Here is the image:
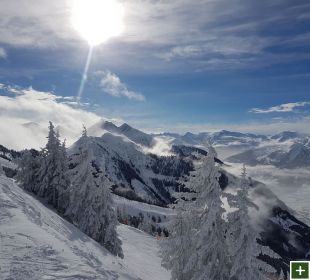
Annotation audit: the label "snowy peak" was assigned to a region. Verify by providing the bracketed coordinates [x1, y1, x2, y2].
[157, 129, 268, 148]
[271, 131, 303, 142]
[118, 123, 154, 147]
[101, 120, 119, 132]
[227, 139, 310, 168]
[119, 123, 133, 132]
[88, 119, 119, 136]
[88, 120, 154, 147]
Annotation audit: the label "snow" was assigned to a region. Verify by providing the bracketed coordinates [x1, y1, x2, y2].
[88, 120, 154, 148]
[269, 216, 298, 232]
[0, 175, 170, 280]
[0, 156, 16, 170]
[119, 226, 170, 280]
[114, 195, 174, 219]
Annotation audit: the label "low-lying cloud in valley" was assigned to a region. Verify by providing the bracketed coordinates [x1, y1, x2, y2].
[224, 163, 310, 223]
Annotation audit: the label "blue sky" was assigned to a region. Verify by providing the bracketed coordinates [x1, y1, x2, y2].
[0, 0, 310, 146]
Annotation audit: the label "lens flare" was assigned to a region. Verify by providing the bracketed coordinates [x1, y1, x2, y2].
[71, 0, 124, 46]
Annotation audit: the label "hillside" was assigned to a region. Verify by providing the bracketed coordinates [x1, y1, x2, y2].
[0, 175, 170, 280]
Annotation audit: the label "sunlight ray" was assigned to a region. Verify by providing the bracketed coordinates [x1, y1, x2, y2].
[77, 47, 93, 102]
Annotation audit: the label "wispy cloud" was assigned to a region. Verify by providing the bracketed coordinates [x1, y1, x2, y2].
[0, 0, 309, 72]
[0, 47, 6, 58]
[249, 101, 310, 114]
[157, 36, 272, 61]
[99, 71, 145, 101]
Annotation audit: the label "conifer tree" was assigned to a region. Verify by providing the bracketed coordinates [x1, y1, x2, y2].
[161, 146, 229, 280]
[227, 165, 278, 280]
[189, 146, 230, 280]
[35, 122, 70, 211]
[65, 127, 123, 258]
[161, 197, 197, 280]
[17, 149, 40, 192]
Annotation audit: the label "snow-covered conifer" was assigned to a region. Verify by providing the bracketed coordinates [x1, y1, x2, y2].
[54, 139, 70, 213]
[161, 146, 229, 280]
[161, 199, 197, 280]
[35, 122, 70, 212]
[227, 164, 278, 280]
[17, 149, 40, 192]
[188, 146, 230, 280]
[66, 128, 123, 258]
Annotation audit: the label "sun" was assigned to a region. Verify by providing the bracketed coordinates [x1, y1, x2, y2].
[71, 0, 124, 46]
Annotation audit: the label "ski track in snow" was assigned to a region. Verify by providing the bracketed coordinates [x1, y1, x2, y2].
[0, 176, 170, 280]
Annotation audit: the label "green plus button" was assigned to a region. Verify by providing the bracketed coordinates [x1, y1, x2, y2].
[291, 261, 309, 279]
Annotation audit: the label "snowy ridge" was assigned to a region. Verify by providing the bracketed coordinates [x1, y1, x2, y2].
[227, 139, 310, 168]
[69, 133, 194, 207]
[88, 120, 154, 147]
[0, 175, 170, 280]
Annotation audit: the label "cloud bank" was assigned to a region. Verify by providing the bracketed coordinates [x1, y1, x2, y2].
[0, 84, 100, 150]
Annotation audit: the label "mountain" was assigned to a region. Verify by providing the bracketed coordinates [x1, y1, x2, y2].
[68, 133, 198, 207]
[0, 174, 170, 280]
[4, 132, 310, 278]
[159, 130, 268, 148]
[88, 120, 154, 147]
[87, 120, 310, 168]
[227, 139, 310, 168]
[271, 131, 303, 142]
[2, 121, 310, 278]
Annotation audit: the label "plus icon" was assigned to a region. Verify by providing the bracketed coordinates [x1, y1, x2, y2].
[297, 266, 306, 276]
[291, 261, 309, 279]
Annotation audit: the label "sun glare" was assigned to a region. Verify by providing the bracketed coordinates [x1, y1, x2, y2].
[71, 0, 124, 46]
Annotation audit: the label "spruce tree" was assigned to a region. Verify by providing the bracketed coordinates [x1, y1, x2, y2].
[227, 165, 278, 280]
[161, 146, 230, 280]
[189, 146, 230, 280]
[17, 149, 41, 193]
[161, 197, 197, 280]
[66, 128, 123, 258]
[54, 139, 70, 214]
[35, 122, 70, 211]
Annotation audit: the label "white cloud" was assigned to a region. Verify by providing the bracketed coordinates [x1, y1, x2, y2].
[225, 163, 310, 223]
[142, 136, 174, 156]
[0, 84, 101, 150]
[157, 36, 271, 61]
[99, 71, 145, 101]
[249, 101, 310, 114]
[0, 47, 6, 58]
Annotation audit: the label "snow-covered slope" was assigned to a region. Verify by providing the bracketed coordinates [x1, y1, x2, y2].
[227, 139, 310, 168]
[271, 131, 304, 142]
[0, 175, 170, 280]
[68, 133, 195, 207]
[160, 130, 268, 149]
[88, 120, 154, 147]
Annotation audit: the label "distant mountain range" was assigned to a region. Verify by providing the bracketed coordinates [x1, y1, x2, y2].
[87, 119, 310, 169]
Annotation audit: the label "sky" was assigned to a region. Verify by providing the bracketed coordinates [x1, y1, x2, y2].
[0, 0, 310, 149]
